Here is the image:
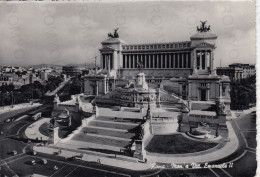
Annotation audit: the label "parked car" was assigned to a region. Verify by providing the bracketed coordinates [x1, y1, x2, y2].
[5, 118, 11, 123]
[41, 158, 47, 164]
[12, 150, 17, 155]
[31, 159, 36, 165]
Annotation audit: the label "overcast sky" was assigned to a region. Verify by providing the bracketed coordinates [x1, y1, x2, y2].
[0, 1, 256, 67]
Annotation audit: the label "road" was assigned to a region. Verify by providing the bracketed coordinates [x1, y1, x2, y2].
[0, 96, 256, 177]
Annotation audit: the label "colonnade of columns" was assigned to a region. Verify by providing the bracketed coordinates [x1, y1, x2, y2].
[122, 52, 191, 69]
[102, 54, 113, 70]
[196, 50, 211, 70]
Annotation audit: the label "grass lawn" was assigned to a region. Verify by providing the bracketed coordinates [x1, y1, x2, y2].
[235, 112, 256, 130]
[241, 131, 256, 149]
[0, 139, 26, 159]
[39, 122, 50, 137]
[224, 151, 256, 177]
[145, 134, 218, 154]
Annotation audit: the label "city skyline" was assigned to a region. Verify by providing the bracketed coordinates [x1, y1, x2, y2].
[0, 1, 256, 67]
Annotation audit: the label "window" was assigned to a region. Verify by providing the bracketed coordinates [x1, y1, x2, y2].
[222, 86, 226, 96]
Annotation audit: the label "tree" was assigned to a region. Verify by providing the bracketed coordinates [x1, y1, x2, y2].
[230, 75, 256, 110]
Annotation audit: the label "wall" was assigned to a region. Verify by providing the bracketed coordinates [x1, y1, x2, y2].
[98, 107, 146, 119]
[120, 68, 192, 79]
[150, 117, 178, 135]
[191, 101, 215, 111]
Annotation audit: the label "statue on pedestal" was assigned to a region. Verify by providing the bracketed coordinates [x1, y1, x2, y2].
[216, 99, 226, 115]
[108, 28, 119, 38]
[197, 21, 211, 32]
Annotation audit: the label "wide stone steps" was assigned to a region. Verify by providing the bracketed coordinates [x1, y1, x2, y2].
[88, 120, 139, 130]
[72, 134, 131, 148]
[80, 127, 136, 139]
[96, 116, 142, 124]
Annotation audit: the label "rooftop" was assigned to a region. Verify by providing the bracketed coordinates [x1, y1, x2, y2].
[101, 38, 127, 44]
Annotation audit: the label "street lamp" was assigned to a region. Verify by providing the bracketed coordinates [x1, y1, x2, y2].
[10, 91, 14, 108]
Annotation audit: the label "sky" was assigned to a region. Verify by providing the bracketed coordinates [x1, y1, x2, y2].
[0, 1, 256, 67]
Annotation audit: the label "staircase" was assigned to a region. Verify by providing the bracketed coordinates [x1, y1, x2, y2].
[68, 116, 142, 154]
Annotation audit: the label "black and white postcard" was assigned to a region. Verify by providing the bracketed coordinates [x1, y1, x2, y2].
[0, 0, 257, 176]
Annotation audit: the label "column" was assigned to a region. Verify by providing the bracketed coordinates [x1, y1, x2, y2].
[136, 54, 141, 68]
[133, 54, 135, 68]
[169, 54, 171, 68]
[186, 53, 189, 68]
[173, 54, 175, 68]
[195, 50, 198, 70]
[205, 50, 208, 70]
[188, 53, 191, 68]
[143, 54, 146, 68]
[200, 50, 202, 70]
[210, 50, 214, 73]
[152, 54, 155, 68]
[182, 53, 184, 68]
[177, 53, 180, 68]
[148, 54, 151, 68]
[128, 54, 130, 68]
[132, 54, 134, 68]
[165, 54, 167, 68]
[129, 54, 131, 68]
[103, 79, 107, 94]
[107, 56, 111, 73]
[105, 55, 108, 70]
[156, 54, 158, 68]
[161, 54, 163, 68]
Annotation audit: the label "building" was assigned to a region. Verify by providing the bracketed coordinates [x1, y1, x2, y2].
[0, 73, 19, 86]
[229, 63, 255, 78]
[62, 66, 81, 77]
[82, 22, 230, 110]
[51, 94, 81, 127]
[217, 63, 255, 80]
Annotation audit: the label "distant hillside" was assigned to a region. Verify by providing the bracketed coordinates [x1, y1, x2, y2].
[28, 63, 99, 69]
[28, 64, 62, 68]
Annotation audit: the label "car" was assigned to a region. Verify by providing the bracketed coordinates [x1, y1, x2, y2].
[41, 158, 47, 164]
[5, 118, 11, 123]
[32, 151, 37, 155]
[31, 159, 36, 165]
[12, 150, 17, 155]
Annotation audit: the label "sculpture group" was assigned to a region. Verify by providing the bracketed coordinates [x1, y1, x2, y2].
[108, 28, 119, 38]
[197, 21, 211, 32]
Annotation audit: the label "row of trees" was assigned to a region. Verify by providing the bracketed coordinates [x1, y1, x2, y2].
[230, 75, 256, 110]
[0, 76, 63, 106]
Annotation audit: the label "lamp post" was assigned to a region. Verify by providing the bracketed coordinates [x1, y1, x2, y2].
[11, 91, 14, 108]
